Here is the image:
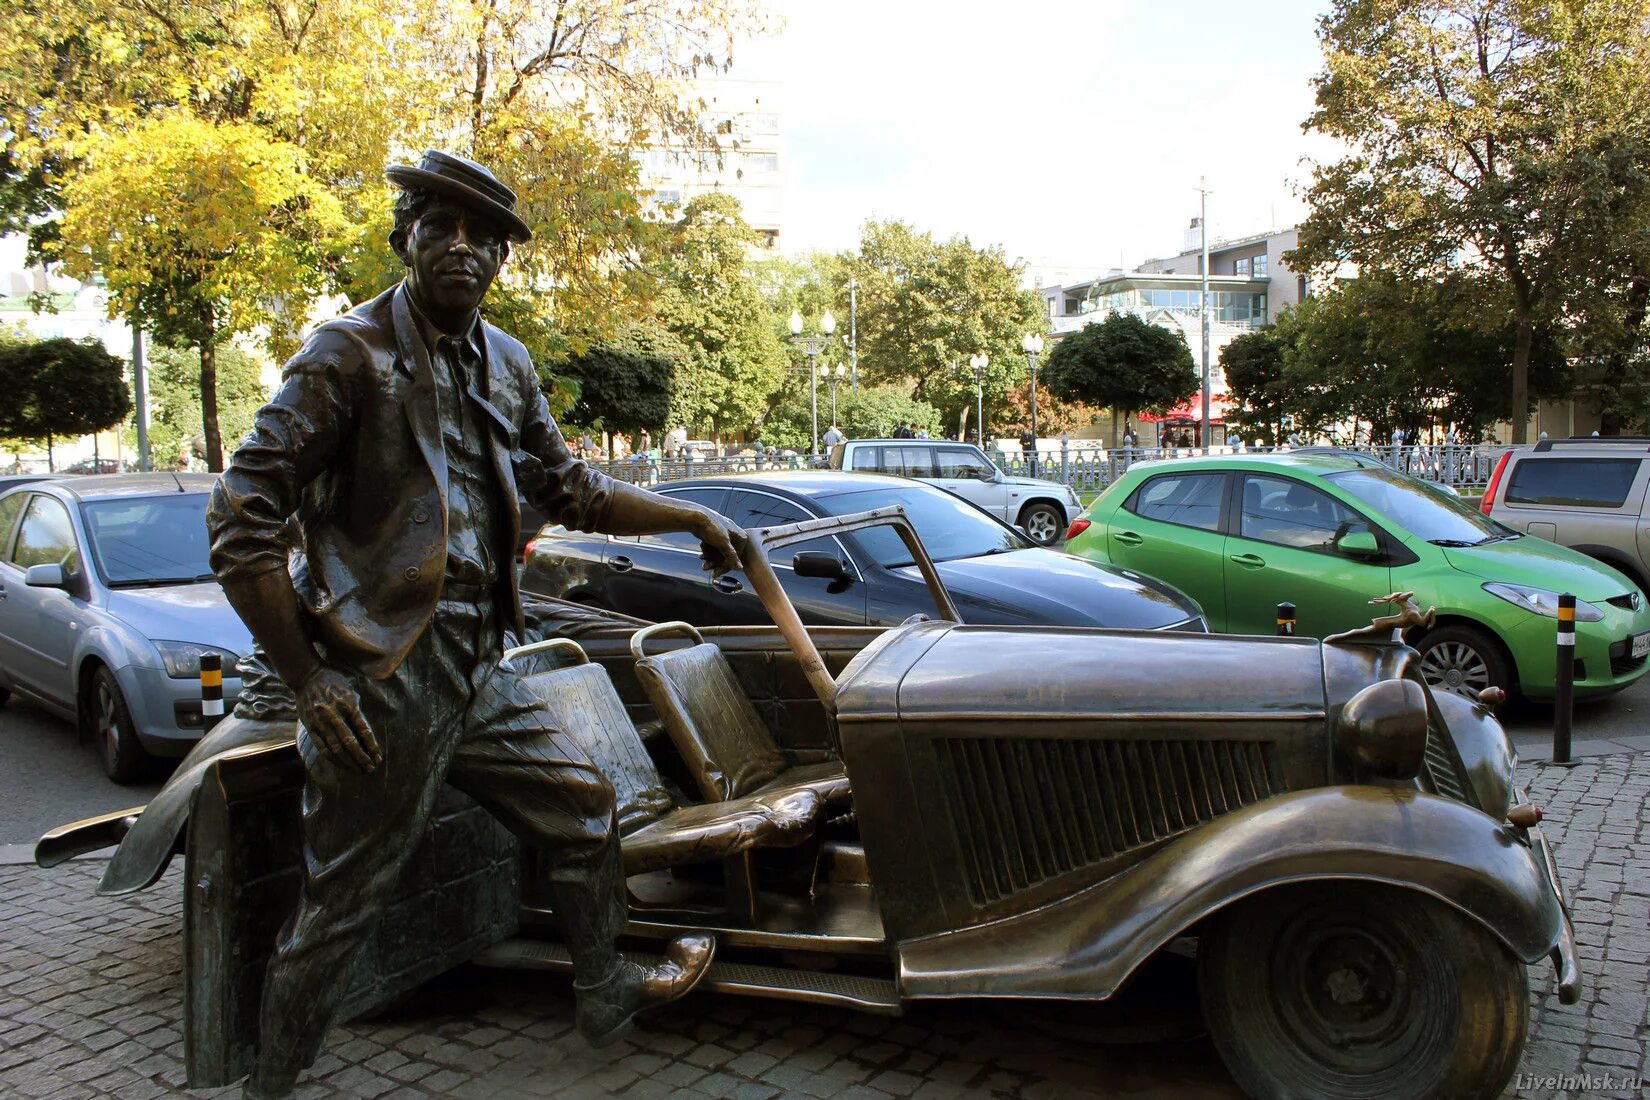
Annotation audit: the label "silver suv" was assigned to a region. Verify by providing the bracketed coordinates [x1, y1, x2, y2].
[827, 439, 1080, 545]
[1482, 437, 1650, 593]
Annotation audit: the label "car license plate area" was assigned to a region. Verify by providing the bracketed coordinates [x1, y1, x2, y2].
[1633, 631, 1650, 659]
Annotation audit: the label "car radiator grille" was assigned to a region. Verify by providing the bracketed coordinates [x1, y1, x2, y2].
[932, 736, 1284, 907]
[1611, 653, 1647, 677]
[1422, 726, 1473, 805]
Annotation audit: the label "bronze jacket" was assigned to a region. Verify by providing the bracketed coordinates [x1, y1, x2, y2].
[208, 284, 613, 679]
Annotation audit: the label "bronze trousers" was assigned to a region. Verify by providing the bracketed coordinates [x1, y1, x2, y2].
[252, 592, 624, 1090]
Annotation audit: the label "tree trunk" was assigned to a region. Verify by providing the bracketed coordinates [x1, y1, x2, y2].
[200, 331, 223, 472]
[1510, 315, 1533, 445]
[46, 432, 53, 472]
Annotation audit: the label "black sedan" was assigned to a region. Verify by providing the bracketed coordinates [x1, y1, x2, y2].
[521, 471, 1206, 630]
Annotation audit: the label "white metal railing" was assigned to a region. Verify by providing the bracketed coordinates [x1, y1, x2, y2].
[585, 442, 1511, 497]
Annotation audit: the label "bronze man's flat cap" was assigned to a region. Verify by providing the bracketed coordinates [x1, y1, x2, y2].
[385, 150, 532, 243]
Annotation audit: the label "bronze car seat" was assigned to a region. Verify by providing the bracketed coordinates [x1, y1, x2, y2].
[504, 638, 828, 877]
[628, 622, 850, 807]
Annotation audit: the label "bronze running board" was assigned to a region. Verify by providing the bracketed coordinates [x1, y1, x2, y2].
[471, 939, 903, 1015]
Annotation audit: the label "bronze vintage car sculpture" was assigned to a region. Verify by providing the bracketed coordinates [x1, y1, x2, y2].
[39, 507, 1579, 1099]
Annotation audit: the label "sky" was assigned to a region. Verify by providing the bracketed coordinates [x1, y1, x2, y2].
[732, 0, 1340, 284]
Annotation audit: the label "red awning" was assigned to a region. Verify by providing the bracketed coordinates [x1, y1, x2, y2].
[1138, 395, 1234, 424]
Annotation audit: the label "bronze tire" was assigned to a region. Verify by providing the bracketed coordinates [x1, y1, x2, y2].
[1199, 882, 1528, 1100]
[85, 666, 149, 784]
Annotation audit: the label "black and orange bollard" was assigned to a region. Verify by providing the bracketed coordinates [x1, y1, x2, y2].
[1553, 593, 1575, 764]
[1276, 602, 1296, 637]
[200, 652, 225, 729]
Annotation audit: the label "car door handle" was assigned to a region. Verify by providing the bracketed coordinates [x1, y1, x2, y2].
[1113, 531, 1143, 546]
[713, 575, 743, 594]
[608, 556, 634, 573]
[1229, 553, 1267, 568]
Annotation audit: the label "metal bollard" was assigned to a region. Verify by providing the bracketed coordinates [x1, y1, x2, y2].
[199, 652, 224, 728]
[1553, 593, 1575, 764]
[1276, 602, 1296, 637]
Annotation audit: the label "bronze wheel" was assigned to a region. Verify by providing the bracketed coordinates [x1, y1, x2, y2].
[84, 666, 149, 784]
[1199, 882, 1528, 1100]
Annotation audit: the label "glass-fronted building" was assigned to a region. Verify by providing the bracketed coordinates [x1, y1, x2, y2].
[1079, 277, 1269, 327]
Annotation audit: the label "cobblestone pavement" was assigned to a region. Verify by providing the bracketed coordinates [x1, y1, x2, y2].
[0, 757, 1644, 1100]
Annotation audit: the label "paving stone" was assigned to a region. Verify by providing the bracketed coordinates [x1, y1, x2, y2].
[2, 755, 1646, 1100]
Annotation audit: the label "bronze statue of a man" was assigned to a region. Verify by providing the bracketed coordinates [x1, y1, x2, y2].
[207, 150, 736, 1099]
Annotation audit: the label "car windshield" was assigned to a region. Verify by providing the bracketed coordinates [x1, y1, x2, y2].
[821, 486, 1030, 567]
[1322, 468, 1514, 546]
[83, 493, 217, 586]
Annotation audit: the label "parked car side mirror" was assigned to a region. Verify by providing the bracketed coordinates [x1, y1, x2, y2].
[24, 563, 67, 589]
[976, 466, 998, 482]
[792, 552, 850, 582]
[1336, 530, 1382, 559]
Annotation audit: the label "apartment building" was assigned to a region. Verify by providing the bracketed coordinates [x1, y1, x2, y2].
[640, 78, 784, 249]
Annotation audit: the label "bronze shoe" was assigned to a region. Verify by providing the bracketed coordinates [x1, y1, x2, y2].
[575, 932, 716, 1047]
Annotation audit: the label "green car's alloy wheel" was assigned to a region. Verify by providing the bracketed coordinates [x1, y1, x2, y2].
[1019, 503, 1064, 546]
[85, 666, 149, 784]
[1200, 882, 1528, 1100]
[1416, 624, 1513, 701]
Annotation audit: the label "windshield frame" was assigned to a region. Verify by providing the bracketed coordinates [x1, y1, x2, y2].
[1322, 467, 1516, 546]
[80, 492, 217, 588]
[820, 484, 1033, 568]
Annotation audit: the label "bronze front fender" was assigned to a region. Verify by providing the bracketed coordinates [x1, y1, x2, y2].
[897, 785, 1577, 1003]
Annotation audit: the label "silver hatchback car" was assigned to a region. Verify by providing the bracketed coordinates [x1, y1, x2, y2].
[1482, 437, 1650, 595]
[0, 474, 251, 781]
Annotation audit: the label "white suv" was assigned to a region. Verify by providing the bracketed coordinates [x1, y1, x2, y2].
[828, 439, 1080, 545]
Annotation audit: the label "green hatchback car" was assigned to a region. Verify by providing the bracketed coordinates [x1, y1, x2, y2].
[1066, 453, 1650, 700]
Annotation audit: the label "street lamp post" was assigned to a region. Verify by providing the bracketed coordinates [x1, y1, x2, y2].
[819, 362, 847, 425]
[1023, 333, 1045, 475]
[845, 277, 859, 394]
[1196, 177, 1212, 453]
[962, 352, 989, 446]
[789, 309, 836, 457]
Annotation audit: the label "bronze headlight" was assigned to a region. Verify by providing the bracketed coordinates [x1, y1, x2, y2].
[1335, 679, 1429, 780]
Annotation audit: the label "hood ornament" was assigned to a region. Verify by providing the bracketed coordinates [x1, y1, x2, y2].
[1324, 591, 1437, 645]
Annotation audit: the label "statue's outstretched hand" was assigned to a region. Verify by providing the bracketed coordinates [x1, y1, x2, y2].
[692, 510, 744, 577]
[297, 666, 382, 772]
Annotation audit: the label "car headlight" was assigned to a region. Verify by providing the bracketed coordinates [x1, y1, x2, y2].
[153, 641, 243, 680]
[1334, 678, 1428, 780]
[1482, 582, 1604, 621]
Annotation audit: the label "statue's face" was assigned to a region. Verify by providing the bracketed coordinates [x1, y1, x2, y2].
[396, 198, 507, 319]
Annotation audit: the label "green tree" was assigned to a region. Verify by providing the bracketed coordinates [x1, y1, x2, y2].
[560, 323, 684, 453]
[1041, 314, 1198, 438]
[0, 337, 131, 469]
[850, 220, 1046, 438]
[655, 193, 786, 440]
[1293, 0, 1650, 442]
[1220, 329, 1289, 446]
[1, 0, 776, 394]
[1269, 276, 1568, 442]
[57, 115, 345, 471]
[144, 343, 269, 471]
